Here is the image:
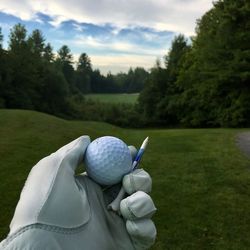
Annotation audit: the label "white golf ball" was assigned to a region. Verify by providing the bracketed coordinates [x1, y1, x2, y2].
[85, 136, 132, 185]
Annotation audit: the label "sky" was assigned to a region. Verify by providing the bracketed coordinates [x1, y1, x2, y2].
[0, 0, 213, 74]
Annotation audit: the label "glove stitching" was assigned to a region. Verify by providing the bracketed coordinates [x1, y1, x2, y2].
[1, 222, 90, 248]
[125, 199, 137, 220]
[34, 158, 61, 222]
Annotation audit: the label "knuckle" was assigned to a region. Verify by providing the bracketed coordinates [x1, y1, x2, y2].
[123, 169, 152, 194]
[120, 191, 156, 220]
[126, 219, 157, 249]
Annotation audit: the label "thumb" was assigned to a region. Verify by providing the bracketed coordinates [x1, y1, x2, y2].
[54, 135, 90, 173]
[9, 136, 91, 233]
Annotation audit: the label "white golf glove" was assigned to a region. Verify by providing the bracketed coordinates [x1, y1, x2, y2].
[0, 136, 156, 250]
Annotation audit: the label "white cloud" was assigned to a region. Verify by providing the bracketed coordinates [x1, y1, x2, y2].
[72, 23, 84, 32]
[72, 35, 167, 56]
[0, 0, 213, 73]
[66, 35, 167, 74]
[0, 0, 214, 35]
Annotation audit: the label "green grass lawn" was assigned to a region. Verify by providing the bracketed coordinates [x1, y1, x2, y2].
[85, 93, 139, 104]
[0, 109, 250, 249]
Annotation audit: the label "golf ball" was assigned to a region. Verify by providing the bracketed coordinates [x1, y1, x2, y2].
[85, 136, 132, 185]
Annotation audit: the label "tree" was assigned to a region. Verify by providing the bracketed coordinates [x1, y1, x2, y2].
[138, 34, 190, 126]
[38, 66, 70, 115]
[0, 27, 3, 49]
[0, 27, 5, 107]
[128, 67, 149, 93]
[8, 23, 28, 53]
[105, 72, 116, 93]
[6, 23, 37, 108]
[28, 29, 45, 57]
[75, 53, 92, 93]
[138, 60, 167, 124]
[77, 53, 92, 72]
[43, 43, 54, 62]
[156, 34, 190, 125]
[165, 35, 190, 87]
[90, 69, 105, 93]
[58, 45, 73, 62]
[56, 45, 74, 92]
[177, 0, 250, 127]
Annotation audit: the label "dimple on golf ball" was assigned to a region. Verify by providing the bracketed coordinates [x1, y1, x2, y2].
[85, 136, 132, 185]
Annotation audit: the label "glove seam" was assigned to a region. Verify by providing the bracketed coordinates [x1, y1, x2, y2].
[34, 155, 61, 222]
[2, 222, 90, 249]
[125, 199, 137, 220]
[127, 169, 143, 194]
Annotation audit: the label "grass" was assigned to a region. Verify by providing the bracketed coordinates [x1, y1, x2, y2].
[0, 109, 250, 249]
[85, 93, 139, 104]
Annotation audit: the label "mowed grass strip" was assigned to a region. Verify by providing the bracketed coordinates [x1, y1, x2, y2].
[0, 109, 250, 249]
[85, 93, 139, 104]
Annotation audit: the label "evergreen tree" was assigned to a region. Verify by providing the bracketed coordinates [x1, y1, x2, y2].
[8, 23, 27, 53]
[0, 27, 3, 49]
[56, 45, 74, 92]
[43, 43, 54, 62]
[38, 66, 70, 115]
[77, 53, 92, 72]
[156, 34, 190, 125]
[138, 60, 167, 124]
[130, 67, 149, 93]
[28, 29, 45, 57]
[7, 23, 36, 108]
[0, 27, 5, 107]
[105, 72, 116, 93]
[177, 0, 250, 127]
[75, 53, 92, 93]
[57, 45, 73, 62]
[91, 69, 106, 93]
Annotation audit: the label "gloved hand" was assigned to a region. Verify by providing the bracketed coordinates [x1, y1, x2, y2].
[0, 136, 157, 250]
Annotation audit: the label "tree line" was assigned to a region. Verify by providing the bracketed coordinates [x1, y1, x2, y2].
[1, 0, 249, 127]
[138, 0, 250, 127]
[0, 24, 148, 117]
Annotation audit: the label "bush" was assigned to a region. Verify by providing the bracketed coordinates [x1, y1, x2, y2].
[67, 98, 144, 128]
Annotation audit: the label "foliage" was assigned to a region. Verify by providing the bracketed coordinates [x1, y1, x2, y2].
[1, 0, 250, 128]
[139, 0, 250, 127]
[0, 27, 3, 48]
[139, 36, 190, 126]
[113, 67, 149, 93]
[0, 23, 147, 126]
[43, 43, 54, 62]
[68, 98, 143, 127]
[176, 0, 250, 127]
[85, 93, 139, 104]
[138, 61, 167, 125]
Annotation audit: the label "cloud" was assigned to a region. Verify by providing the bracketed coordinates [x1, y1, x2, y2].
[0, 0, 213, 74]
[0, 0, 214, 35]
[54, 23, 172, 74]
[72, 35, 168, 56]
[87, 54, 160, 74]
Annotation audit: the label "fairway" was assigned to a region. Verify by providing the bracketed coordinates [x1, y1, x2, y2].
[85, 93, 139, 104]
[0, 109, 250, 249]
